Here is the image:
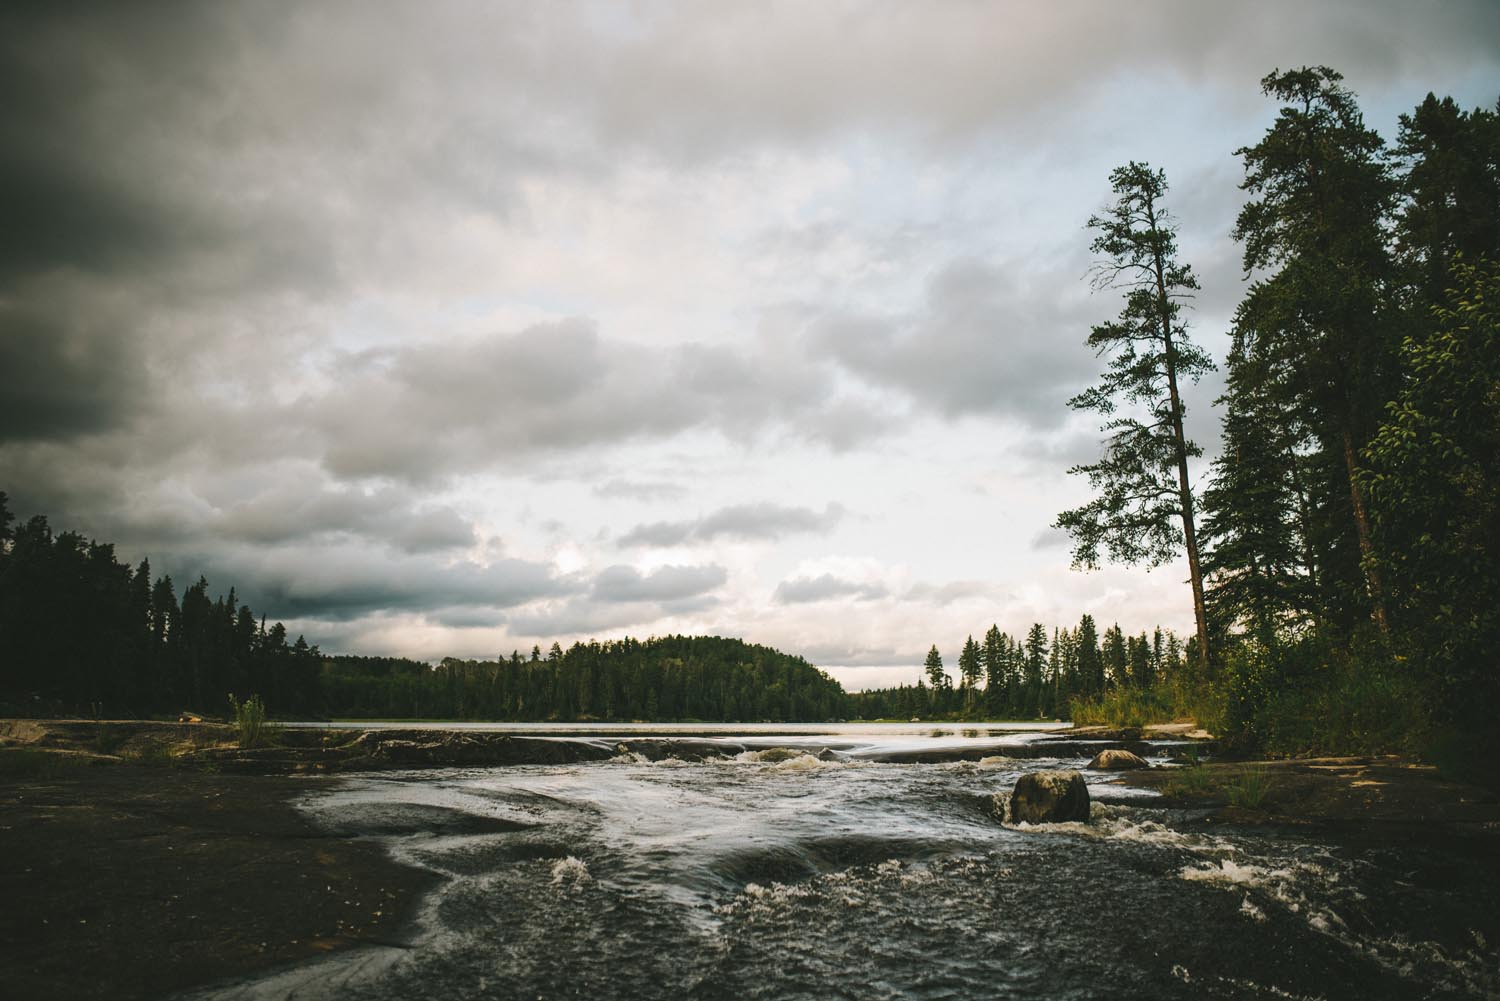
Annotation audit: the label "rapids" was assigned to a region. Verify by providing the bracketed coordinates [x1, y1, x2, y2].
[179, 725, 1499, 1001]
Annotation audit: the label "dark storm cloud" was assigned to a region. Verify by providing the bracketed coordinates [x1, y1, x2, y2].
[619, 503, 847, 548]
[772, 574, 888, 605]
[0, 298, 151, 442]
[193, 545, 573, 622]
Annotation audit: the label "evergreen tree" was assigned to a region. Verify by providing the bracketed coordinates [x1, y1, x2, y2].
[1231, 66, 1399, 635]
[1101, 624, 1127, 688]
[1056, 162, 1215, 667]
[1362, 258, 1500, 738]
[1394, 94, 1500, 309]
[1076, 614, 1103, 698]
[958, 635, 981, 711]
[1023, 624, 1048, 717]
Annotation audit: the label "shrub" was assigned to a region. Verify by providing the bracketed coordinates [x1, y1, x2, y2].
[227, 694, 276, 748]
[1220, 633, 1429, 757]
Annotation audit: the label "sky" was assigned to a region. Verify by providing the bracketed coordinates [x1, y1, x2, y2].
[3, 2, 1498, 689]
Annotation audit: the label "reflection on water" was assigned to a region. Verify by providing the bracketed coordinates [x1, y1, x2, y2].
[183, 728, 1500, 1001]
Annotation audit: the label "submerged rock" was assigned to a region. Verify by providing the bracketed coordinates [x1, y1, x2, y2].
[1088, 749, 1149, 771]
[1008, 769, 1090, 824]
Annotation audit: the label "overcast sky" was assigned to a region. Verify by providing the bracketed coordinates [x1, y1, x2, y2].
[3, 2, 1498, 688]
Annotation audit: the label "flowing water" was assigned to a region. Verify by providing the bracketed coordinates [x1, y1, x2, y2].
[184, 725, 1499, 1001]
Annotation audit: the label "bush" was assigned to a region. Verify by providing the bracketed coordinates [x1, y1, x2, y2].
[227, 694, 276, 748]
[1220, 633, 1429, 757]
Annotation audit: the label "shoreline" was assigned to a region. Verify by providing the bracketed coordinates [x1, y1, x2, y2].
[1115, 755, 1500, 837]
[6, 719, 1498, 998]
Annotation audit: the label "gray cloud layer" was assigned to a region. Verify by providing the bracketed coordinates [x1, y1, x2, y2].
[3, 2, 1496, 651]
[773, 574, 889, 605]
[620, 503, 847, 548]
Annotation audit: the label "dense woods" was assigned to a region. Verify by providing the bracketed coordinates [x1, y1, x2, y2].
[0, 491, 1175, 724]
[1061, 69, 1500, 763]
[0, 505, 846, 722]
[848, 619, 1186, 722]
[322, 638, 847, 722]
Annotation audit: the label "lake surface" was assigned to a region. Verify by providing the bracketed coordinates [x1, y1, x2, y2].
[184, 725, 1499, 1000]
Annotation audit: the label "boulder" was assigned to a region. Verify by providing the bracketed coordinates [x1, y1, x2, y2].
[1088, 748, 1149, 771]
[1008, 769, 1090, 824]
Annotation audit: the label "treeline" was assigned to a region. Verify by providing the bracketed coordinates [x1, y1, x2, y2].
[0, 499, 847, 721]
[848, 618, 1186, 721]
[0, 495, 322, 717]
[1058, 70, 1500, 759]
[323, 636, 847, 722]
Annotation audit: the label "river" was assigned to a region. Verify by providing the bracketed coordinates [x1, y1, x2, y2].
[181, 724, 1498, 1000]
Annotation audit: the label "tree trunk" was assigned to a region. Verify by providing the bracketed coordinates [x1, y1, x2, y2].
[1340, 427, 1391, 637]
[1151, 222, 1212, 671]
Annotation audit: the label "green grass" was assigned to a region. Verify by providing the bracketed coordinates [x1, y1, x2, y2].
[1226, 766, 1273, 809]
[1159, 764, 1216, 799]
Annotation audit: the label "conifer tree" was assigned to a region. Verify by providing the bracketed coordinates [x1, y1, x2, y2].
[1056, 162, 1214, 667]
[1231, 66, 1398, 635]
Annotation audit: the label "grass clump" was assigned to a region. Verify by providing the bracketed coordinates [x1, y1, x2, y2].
[1226, 766, 1273, 809]
[1159, 764, 1216, 799]
[227, 694, 277, 748]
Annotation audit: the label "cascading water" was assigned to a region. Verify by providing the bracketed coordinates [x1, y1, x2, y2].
[178, 725, 1499, 1001]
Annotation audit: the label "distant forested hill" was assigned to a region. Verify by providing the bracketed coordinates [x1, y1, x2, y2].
[323, 637, 847, 722]
[0, 496, 846, 721]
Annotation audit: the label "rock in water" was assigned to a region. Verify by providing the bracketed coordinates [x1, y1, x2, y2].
[1008, 770, 1090, 824]
[1088, 749, 1149, 771]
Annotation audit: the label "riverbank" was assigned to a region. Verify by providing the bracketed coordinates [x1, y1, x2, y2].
[0, 758, 437, 1001]
[6, 718, 1499, 998]
[1119, 755, 1500, 834]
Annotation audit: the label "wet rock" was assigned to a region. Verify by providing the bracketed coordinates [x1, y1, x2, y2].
[1008, 770, 1090, 824]
[615, 739, 741, 762]
[1088, 749, 1149, 771]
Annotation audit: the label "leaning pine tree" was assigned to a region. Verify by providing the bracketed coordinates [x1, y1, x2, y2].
[1056, 162, 1215, 668]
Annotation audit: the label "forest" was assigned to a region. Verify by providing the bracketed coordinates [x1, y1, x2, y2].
[0, 490, 1180, 724]
[1049, 69, 1499, 767]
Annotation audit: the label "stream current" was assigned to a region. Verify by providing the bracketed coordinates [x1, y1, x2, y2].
[183, 724, 1499, 1001]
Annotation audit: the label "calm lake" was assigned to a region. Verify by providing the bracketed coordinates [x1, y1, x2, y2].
[182, 724, 1498, 1000]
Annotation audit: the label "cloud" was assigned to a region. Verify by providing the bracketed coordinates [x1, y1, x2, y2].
[0, 294, 152, 443]
[592, 479, 689, 502]
[619, 502, 847, 548]
[191, 544, 574, 622]
[2, 1, 1496, 662]
[590, 564, 728, 603]
[1030, 526, 1071, 551]
[810, 259, 1099, 427]
[902, 580, 998, 605]
[773, 573, 889, 605]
